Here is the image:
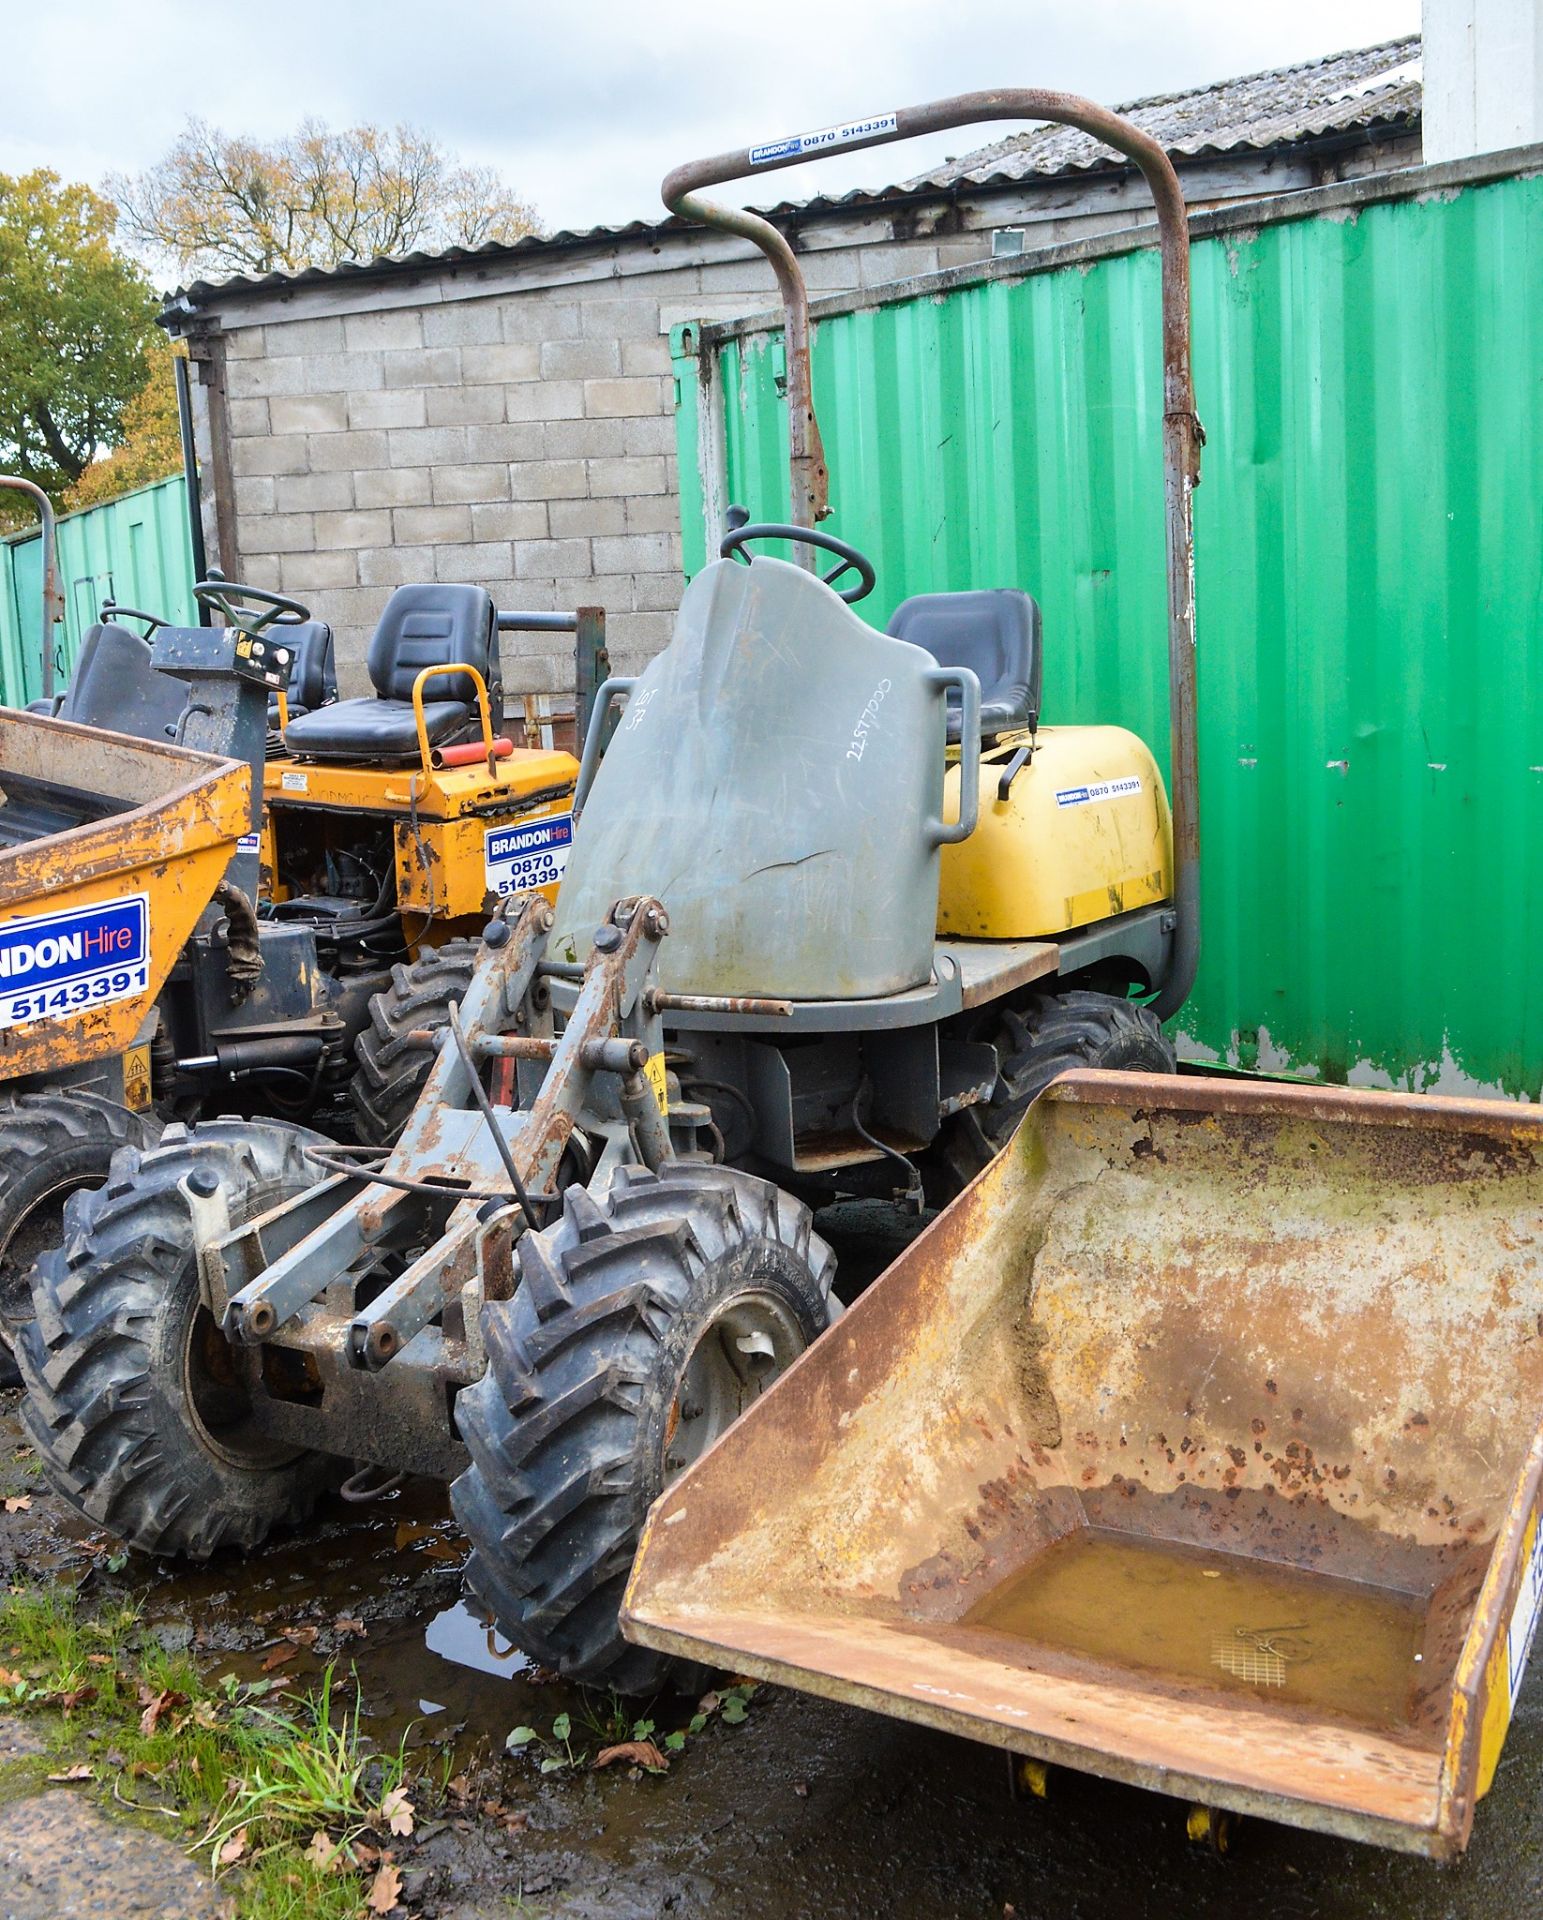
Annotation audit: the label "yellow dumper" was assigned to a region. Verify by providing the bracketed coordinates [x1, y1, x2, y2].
[0, 709, 249, 1083]
[626, 1070, 1543, 1858]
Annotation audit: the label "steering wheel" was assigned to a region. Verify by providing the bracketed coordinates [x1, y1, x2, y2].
[719, 521, 876, 604]
[193, 573, 312, 633]
[101, 602, 166, 637]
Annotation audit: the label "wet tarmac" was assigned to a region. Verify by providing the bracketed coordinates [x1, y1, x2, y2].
[1, 1199, 1542, 1915]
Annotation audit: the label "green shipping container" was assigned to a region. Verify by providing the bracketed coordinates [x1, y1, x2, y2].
[672, 149, 1543, 1099]
[0, 474, 195, 708]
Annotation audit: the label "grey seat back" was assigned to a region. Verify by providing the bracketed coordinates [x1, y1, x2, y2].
[553, 557, 954, 1000]
[886, 590, 1041, 740]
[59, 622, 189, 741]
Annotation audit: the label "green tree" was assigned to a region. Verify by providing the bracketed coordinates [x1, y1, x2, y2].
[111, 119, 540, 281]
[0, 170, 160, 501]
[63, 340, 183, 512]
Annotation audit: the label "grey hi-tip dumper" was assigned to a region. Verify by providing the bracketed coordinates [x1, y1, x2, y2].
[16, 88, 1203, 1690]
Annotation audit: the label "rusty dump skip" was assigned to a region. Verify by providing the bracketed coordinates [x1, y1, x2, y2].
[625, 1071, 1543, 1856]
[0, 709, 250, 1076]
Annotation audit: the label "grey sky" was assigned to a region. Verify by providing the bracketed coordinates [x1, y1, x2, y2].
[0, 0, 1420, 242]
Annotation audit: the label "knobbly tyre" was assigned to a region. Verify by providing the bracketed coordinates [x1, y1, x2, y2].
[19, 87, 1203, 1687]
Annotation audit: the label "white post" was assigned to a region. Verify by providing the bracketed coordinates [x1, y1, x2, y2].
[1422, 0, 1543, 161]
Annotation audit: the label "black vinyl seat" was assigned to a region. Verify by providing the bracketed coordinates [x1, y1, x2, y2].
[886, 590, 1042, 742]
[267, 620, 336, 725]
[282, 584, 501, 763]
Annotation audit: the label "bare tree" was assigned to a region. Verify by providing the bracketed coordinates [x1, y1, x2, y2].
[111, 119, 540, 280]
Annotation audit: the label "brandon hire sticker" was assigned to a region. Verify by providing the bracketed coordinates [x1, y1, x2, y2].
[485, 813, 573, 898]
[0, 894, 150, 1031]
[750, 111, 898, 166]
[1055, 776, 1143, 809]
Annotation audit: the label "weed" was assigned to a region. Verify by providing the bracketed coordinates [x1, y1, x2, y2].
[0, 1577, 410, 1919]
[203, 1665, 409, 1868]
[506, 1681, 757, 1772]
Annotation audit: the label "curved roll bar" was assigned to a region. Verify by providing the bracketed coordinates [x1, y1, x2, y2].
[661, 91, 1202, 1020]
[0, 476, 64, 702]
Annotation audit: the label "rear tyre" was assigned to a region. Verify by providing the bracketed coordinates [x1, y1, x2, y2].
[348, 940, 479, 1147]
[17, 1119, 336, 1556]
[452, 1163, 836, 1694]
[0, 1090, 158, 1389]
[946, 989, 1176, 1183]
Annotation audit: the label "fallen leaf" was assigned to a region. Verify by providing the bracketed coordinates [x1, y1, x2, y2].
[0, 1665, 23, 1686]
[479, 1798, 506, 1819]
[138, 1687, 186, 1736]
[3, 1495, 31, 1513]
[593, 1739, 668, 1773]
[333, 1616, 367, 1638]
[56, 1684, 96, 1712]
[47, 1764, 93, 1782]
[282, 1625, 319, 1648]
[367, 1860, 403, 1914]
[218, 1827, 249, 1866]
[261, 1645, 299, 1672]
[306, 1830, 343, 1874]
[192, 1700, 222, 1728]
[354, 1840, 382, 1868]
[446, 1773, 470, 1802]
[380, 1785, 414, 1837]
[86, 1653, 112, 1668]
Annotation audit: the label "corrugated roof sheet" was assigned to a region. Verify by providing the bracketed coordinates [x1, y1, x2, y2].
[166, 37, 1421, 311]
[907, 37, 1421, 191]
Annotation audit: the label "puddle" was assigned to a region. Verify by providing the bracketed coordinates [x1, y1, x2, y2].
[961, 1528, 1429, 1735]
[105, 1476, 573, 1755]
[424, 1598, 532, 1681]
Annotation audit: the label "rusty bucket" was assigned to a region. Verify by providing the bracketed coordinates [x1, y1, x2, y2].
[624, 1071, 1543, 1856]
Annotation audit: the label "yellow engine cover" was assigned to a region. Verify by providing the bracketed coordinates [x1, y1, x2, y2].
[937, 725, 1172, 939]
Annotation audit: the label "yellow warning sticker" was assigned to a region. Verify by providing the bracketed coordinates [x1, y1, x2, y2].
[643, 1051, 669, 1115]
[122, 1042, 152, 1111]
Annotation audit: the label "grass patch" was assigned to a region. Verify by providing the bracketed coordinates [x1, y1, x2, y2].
[0, 1580, 413, 1918]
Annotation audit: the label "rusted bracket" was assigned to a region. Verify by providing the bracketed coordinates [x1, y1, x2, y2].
[213, 893, 673, 1377]
[345, 895, 671, 1370]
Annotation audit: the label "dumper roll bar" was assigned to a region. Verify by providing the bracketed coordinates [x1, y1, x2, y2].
[0, 476, 65, 703]
[662, 91, 1203, 1020]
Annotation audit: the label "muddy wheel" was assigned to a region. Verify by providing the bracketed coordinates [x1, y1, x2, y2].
[17, 1119, 336, 1556]
[348, 939, 479, 1147]
[452, 1163, 836, 1694]
[0, 1089, 159, 1389]
[945, 989, 1176, 1183]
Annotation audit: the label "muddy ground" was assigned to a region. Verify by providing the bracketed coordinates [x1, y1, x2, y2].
[2, 1209, 1542, 1917]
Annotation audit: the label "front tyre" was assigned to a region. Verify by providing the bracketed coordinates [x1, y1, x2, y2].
[0, 1089, 159, 1388]
[18, 1120, 336, 1557]
[452, 1163, 836, 1694]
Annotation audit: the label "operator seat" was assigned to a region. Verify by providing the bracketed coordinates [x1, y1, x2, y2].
[267, 620, 336, 726]
[885, 590, 1041, 743]
[281, 584, 502, 762]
